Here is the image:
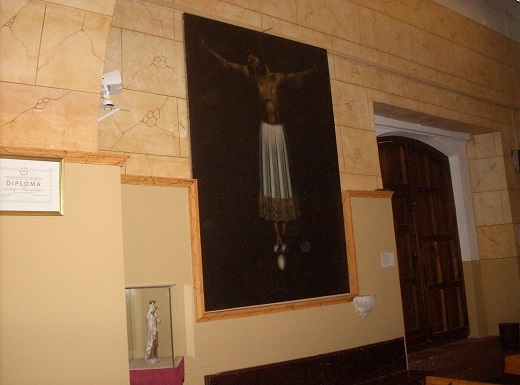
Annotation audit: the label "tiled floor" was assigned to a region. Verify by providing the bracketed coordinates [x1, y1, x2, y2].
[407, 336, 520, 384]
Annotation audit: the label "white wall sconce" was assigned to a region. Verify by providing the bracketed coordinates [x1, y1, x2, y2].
[353, 295, 376, 318]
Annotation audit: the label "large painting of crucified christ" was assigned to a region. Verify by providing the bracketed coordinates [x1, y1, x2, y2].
[184, 14, 349, 316]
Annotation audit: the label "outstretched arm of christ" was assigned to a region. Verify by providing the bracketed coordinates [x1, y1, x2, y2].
[200, 39, 249, 77]
[283, 65, 319, 87]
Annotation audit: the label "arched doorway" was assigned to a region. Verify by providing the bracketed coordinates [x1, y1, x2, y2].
[377, 135, 469, 350]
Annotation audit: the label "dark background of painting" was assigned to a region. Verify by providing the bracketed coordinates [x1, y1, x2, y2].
[184, 14, 349, 312]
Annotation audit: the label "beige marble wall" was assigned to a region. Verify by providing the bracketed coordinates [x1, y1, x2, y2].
[0, 0, 115, 151]
[98, 0, 190, 177]
[1, 0, 519, 251]
[468, 132, 520, 259]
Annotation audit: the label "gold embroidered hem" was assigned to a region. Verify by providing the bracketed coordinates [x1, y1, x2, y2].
[259, 193, 301, 222]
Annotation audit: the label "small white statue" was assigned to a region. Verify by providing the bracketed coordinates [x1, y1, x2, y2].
[145, 300, 161, 364]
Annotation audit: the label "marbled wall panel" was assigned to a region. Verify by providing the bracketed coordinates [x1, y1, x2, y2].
[330, 80, 370, 130]
[410, 26, 454, 75]
[98, 90, 180, 157]
[428, 2, 474, 51]
[477, 224, 518, 259]
[368, 88, 420, 114]
[437, 88, 476, 120]
[470, 21, 512, 65]
[333, 56, 392, 93]
[0, 0, 45, 84]
[383, 0, 430, 31]
[501, 190, 513, 224]
[359, 7, 413, 61]
[46, 0, 116, 16]
[174, 0, 262, 28]
[296, 0, 360, 44]
[416, 101, 462, 125]
[469, 156, 508, 193]
[0, 82, 99, 151]
[177, 98, 189, 158]
[450, 44, 487, 93]
[337, 125, 380, 176]
[390, 74, 439, 106]
[225, 0, 298, 23]
[483, 57, 515, 97]
[112, 0, 174, 39]
[37, 4, 111, 93]
[472, 191, 506, 226]
[122, 29, 185, 98]
[104, 27, 122, 74]
[339, 172, 382, 191]
[466, 133, 501, 160]
[508, 190, 520, 224]
[387, 54, 437, 84]
[331, 36, 375, 65]
[504, 155, 520, 191]
[335, 125, 345, 173]
[350, 0, 384, 13]
[123, 153, 191, 178]
[260, 14, 333, 50]
[173, 11, 183, 41]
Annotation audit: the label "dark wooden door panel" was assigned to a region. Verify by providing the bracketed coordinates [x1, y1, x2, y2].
[378, 136, 468, 350]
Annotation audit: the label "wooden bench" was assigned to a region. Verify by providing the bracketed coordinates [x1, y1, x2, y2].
[205, 337, 428, 385]
[426, 376, 498, 385]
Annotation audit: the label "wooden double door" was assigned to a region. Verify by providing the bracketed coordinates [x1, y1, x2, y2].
[377, 136, 469, 350]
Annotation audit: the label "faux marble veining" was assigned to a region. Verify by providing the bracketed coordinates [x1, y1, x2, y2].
[0, 0, 45, 84]
[174, 0, 263, 28]
[337, 125, 381, 176]
[296, 0, 360, 44]
[46, 0, 116, 16]
[427, 2, 474, 52]
[112, 0, 175, 39]
[37, 4, 111, 93]
[383, 0, 430, 31]
[104, 27, 122, 74]
[359, 7, 413, 62]
[0, 82, 99, 151]
[469, 157, 508, 193]
[0, 0, 517, 197]
[472, 191, 507, 227]
[349, 0, 384, 13]
[330, 80, 370, 129]
[124, 153, 191, 178]
[98, 90, 182, 156]
[260, 14, 333, 50]
[122, 29, 185, 98]
[508, 190, 520, 224]
[410, 26, 454, 75]
[333, 56, 392, 93]
[340, 172, 382, 191]
[466, 133, 501, 160]
[477, 224, 518, 259]
[391, 73, 439, 106]
[225, 0, 298, 23]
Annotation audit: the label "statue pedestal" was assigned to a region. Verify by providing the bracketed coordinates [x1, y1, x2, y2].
[130, 356, 184, 385]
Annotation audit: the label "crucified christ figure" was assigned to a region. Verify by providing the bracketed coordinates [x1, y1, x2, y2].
[201, 39, 318, 268]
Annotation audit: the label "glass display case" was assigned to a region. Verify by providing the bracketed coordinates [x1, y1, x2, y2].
[125, 286, 174, 369]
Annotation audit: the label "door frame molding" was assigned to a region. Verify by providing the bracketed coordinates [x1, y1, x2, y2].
[375, 115, 479, 262]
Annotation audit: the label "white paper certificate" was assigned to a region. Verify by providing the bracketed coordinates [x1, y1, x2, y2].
[0, 157, 63, 215]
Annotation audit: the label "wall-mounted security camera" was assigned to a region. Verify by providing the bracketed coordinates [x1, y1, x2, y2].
[100, 70, 122, 108]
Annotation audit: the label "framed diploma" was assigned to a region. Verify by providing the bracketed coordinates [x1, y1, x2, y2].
[0, 156, 64, 215]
